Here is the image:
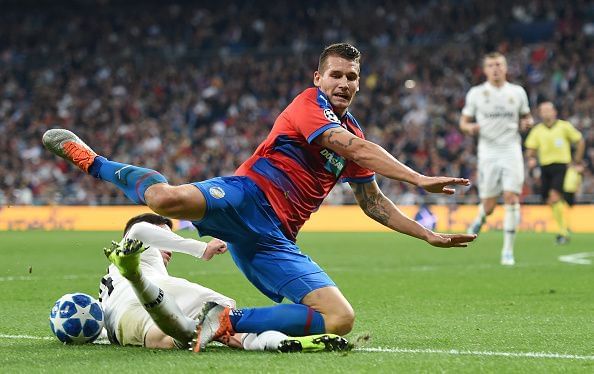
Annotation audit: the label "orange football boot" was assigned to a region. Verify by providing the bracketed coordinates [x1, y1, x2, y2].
[42, 129, 98, 173]
[191, 302, 235, 353]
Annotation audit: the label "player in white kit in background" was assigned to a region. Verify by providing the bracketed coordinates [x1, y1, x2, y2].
[459, 52, 534, 266]
[99, 213, 346, 352]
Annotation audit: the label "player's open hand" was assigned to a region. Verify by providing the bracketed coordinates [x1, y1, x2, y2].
[418, 175, 470, 194]
[202, 238, 228, 261]
[426, 232, 477, 248]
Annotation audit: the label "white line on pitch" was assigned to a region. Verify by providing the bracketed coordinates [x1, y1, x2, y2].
[1, 334, 592, 361]
[0, 274, 99, 282]
[558, 252, 594, 265]
[0, 334, 53, 340]
[356, 347, 594, 361]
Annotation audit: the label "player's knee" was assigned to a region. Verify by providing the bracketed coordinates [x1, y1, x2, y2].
[145, 184, 170, 210]
[145, 184, 205, 220]
[146, 185, 184, 216]
[324, 307, 355, 335]
[502, 193, 519, 205]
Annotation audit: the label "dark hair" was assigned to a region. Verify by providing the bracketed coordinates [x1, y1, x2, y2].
[318, 43, 361, 72]
[123, 213, 173, 236]
[537, 99, 554, 107]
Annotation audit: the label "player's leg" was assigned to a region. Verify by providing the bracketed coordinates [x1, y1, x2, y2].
[501, 191, 520, 265]
[194, 301, 328, 352]
[144, 184, 206, 220]
[563, 191, 575, 234]
[104, 239, 197, 347]
[467, 196, 497, 234]
[108, 301, 175, 348]
[187, 177, 349, 350]
[194, 300, 351, 352]
[144, 325, 177, 349]
[468, 159, 501, 234]
[562, 165, 580, 233]
[191, 248, 345, 350]
[300, 286, 355, 335]
[42, 129, 206, 220]
[500, 157, 524, 265]
[193, 255, 352, 351]
[547, 164, 569, 244]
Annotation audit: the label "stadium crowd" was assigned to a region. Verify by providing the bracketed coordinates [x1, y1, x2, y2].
[2, 0, 594, 205]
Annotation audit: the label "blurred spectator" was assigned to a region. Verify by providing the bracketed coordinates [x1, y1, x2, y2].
[1, 0, 593, 205]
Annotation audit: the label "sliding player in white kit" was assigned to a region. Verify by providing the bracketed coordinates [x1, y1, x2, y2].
[460, 52, 534, 266]
[99, 213, 347, 352]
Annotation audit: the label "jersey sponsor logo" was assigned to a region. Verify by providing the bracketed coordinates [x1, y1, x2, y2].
[323, 108, 341, 124]
[209, 186, 225, 199]
[320, 148, 345, 177]
[483, 111, 516, 119]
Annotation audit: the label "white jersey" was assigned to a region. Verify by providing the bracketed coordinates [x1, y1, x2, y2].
[462, 81, 530, 159]
[98, 222, 222, 344]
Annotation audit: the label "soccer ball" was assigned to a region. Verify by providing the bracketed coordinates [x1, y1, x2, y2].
[49, 293, 104, 344]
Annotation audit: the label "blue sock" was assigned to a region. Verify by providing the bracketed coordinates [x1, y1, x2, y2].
[229, 304, 325, 336]
[88, 156, 168, 205]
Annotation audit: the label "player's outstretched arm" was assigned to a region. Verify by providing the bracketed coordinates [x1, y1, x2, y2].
[349, 181, 476, 248]
[126, 221, 224, 260]
[316, 127, 470, 194]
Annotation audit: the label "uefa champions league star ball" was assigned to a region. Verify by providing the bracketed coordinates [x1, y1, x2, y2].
[49, 293, 104, 344]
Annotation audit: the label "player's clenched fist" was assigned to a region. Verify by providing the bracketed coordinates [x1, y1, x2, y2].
[202, 238, 228, 261]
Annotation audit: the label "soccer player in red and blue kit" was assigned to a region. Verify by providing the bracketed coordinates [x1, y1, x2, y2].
[43, 43, 476, 352]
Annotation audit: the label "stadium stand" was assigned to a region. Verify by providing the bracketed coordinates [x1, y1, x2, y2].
[1, 0, 593, 205]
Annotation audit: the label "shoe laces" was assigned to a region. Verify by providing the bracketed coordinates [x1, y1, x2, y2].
[63, 141, 95, 168]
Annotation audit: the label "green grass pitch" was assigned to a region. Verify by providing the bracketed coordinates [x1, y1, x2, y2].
[1, 230, 593, 372]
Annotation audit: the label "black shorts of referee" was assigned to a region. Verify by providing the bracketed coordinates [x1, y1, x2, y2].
[540, 163, 567, 202]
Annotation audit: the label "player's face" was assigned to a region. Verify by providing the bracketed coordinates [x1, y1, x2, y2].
[538, 102, 557, 123]
[313, 55, 360, 116]
[483, 56, 507, 84]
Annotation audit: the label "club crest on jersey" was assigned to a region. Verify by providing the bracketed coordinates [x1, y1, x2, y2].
[320, 148, 345, 177]
[323, 108, 341, 124]
[209, 187, 225, 199]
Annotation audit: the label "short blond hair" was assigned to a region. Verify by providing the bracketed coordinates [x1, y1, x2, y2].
[483, 52, 507, 66]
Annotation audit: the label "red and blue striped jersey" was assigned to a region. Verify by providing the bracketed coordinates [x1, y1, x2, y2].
[235, 87, 375, 241]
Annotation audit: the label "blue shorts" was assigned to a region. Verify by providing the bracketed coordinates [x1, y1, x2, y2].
[191, 176, 335, 303]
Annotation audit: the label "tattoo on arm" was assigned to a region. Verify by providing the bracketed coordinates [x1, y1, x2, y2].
[324, 128, 356, 149]
[353, 183, 391, 225]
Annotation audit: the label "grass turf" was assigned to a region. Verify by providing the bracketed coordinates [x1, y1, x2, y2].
[0, 230, 593, 373]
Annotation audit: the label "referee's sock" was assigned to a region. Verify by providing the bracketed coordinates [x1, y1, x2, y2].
[552, 200, 569, 237]
[229, 304, 325, 336]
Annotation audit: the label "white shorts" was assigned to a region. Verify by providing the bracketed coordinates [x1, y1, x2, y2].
[477, 156, 524, 199]
[104, 276, 235, 347]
